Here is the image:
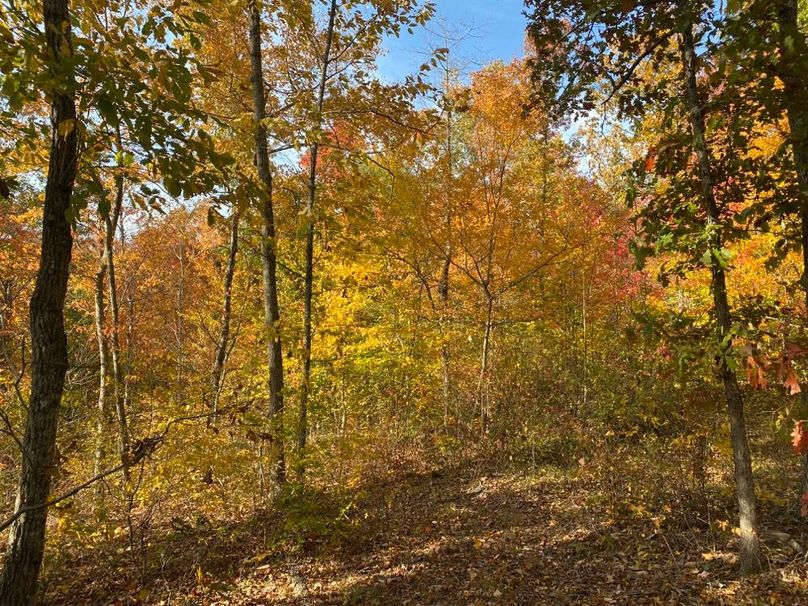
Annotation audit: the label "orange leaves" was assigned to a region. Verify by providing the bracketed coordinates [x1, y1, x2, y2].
[744, 342, 802, 395]
[792, 421, 808, 456]
[775, 353, 802, 395]
[745, 355, 767, 390]
[644, 151, 656, 173]
[782, 364, 802, 395]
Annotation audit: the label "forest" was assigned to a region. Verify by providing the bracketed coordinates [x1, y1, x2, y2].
[1, 0, 808, 604]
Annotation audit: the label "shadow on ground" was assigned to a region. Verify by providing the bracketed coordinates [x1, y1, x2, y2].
[43, 456, 808, 605]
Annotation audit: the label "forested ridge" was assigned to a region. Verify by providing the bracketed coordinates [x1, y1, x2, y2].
[1, 0, 808, 604]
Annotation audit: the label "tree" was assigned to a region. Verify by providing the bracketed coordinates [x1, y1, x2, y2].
[298, 0, 338, 475]
[0, 0, 79, 601]
[291, 0, 434, 473]
[0, 0, 231, 595]
[525, 0, 764, 573]
[210, 210, 240, 419]
[249, 0, 287, 487]
[678, 3, 761, 573]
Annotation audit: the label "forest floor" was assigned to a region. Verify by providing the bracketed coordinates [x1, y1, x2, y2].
[43, 448, 808, 605]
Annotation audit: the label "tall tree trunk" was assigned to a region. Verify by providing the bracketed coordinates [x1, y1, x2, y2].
[93, 166, 126, 487]
[581, 271, 588, 410]
[298, 0, 338, 474]
[249, 0, 286, 486]
[105, 171, 129, 485]
[210, 212, 240, 419]
[439, 57, 454, 432]
[0, 0, 78, 602]
[680, 14, 763, 575]
[174, 233, 186, 408]
[120, 222, 135, 452]
[777, 0, 808, 500]
[439, 251, 451, 430]
[93, 248, 109, 480]
[478, 295, 493, 435]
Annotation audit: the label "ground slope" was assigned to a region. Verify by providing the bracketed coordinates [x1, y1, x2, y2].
[46, 458, 808, 605]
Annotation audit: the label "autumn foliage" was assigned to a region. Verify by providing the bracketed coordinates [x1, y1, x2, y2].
[1, 0, 808, 603]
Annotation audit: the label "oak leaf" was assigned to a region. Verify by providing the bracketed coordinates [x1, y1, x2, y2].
[784, 368, 801, 395]
[791, 421, 808, 455]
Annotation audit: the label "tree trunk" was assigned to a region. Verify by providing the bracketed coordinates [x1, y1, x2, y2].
[439, 60, 454, 432]
[210, 212, 240, 419]
[439, 252, 451, 431]
[249, 0, 285, 486]
[174, 233, 186, 409]
[478, 295, 493, 434]
[93, 248, 109, 480]
[581, 271, 588, 410]
[777, 0, 808, 501]
[298, 0, 338, 476]
[680, 14, 763, 575]
[104, 170, 129, 485]
[0, 0, 78, 602]
[121, 225, 135, 454]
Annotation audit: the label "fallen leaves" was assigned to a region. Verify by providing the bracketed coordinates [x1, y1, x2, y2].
[41, 452, 808, 606]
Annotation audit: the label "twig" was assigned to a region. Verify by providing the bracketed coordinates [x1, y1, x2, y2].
[0, 461, 130, 534]
[0, 407, 29, 466]
[0, 404, 240, 534]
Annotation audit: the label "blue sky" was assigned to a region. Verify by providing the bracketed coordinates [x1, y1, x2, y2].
[378, 0, 529, 82]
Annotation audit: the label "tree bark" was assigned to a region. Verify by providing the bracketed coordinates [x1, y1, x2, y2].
[91, 172, 124, 483]
[439, 56, 454, 432]
[0, 0, 79, 602]
[210, 212, 240, 419]
[776, 0, 808, 500]
[439, 251, 451, 430]
[249, 0, 286, 486]
[104, 170, 129, 485]
[298, 0, 338, 475]
[680, 13, 763, 575]
[478, 295, 493, 435]
[93, 246, 109, 480]
[121, 224, 135, 453]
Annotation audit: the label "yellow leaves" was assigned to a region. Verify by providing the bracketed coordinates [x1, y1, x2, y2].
[57, 118, 76, 138]
[467, 60, 540, 140]
[54, 516, 69, 533]
[0, 22, 14, 44]
[714, 436, 733, 458]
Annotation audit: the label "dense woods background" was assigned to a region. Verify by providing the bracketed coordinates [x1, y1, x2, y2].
[1, 0, 808, 604]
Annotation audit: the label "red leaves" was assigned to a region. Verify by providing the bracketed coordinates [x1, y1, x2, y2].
[644, 151, 656, 173]
[745, 355, 767, 390]
[776, 357, 801, 395]
[743, 342, 802, 395]
[790, 424, 808, 517]
[792, 421, 808, 456]
[783, 367, 802, 395]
